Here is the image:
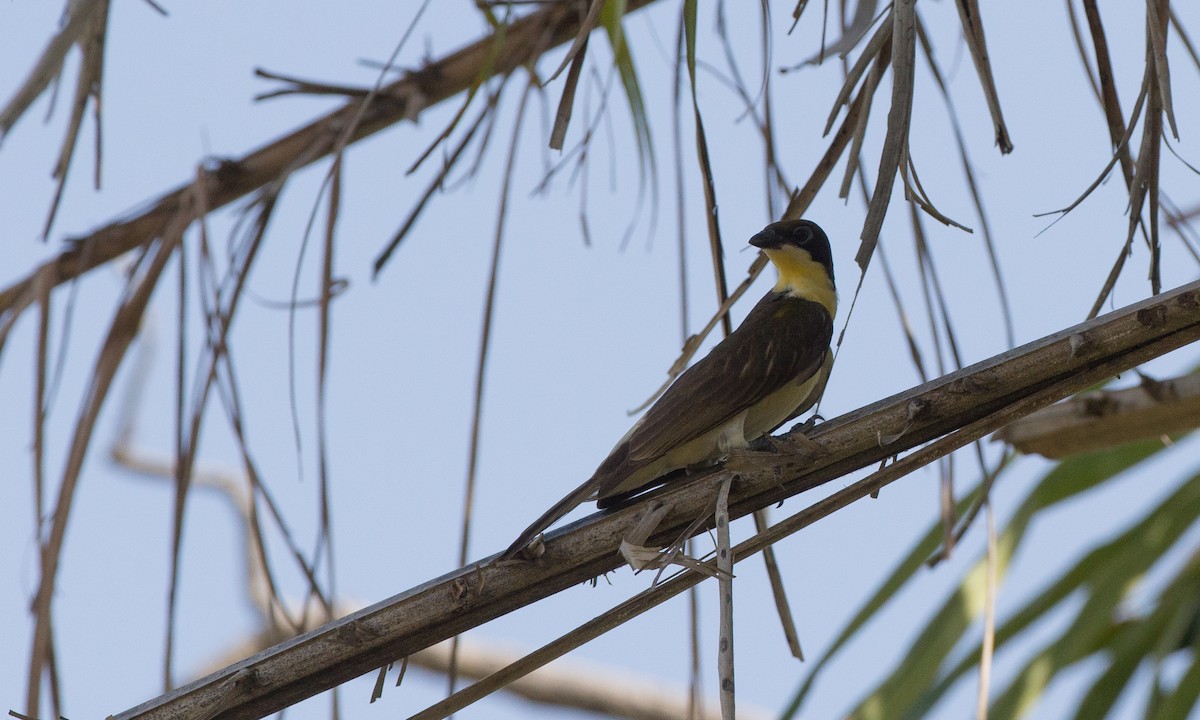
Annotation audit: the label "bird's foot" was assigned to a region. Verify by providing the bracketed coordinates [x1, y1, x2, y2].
[790, 413, 825, 435]
[774, 420, 827, 460]
[724, 441, 781, 470]
[682, 457, 723, 476]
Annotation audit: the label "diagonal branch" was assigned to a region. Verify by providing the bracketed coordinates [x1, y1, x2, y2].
[112, 279, 1200, 720]
[0, 0, 658, 316]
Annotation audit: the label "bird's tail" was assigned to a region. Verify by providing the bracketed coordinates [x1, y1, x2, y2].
[501, 477, 598, 559]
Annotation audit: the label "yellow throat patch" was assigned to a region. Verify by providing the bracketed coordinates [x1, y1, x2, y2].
[764, 246, 837, 317]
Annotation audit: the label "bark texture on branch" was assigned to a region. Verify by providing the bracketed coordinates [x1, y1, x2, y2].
[112, 282, 1200, 720]
[994, 369, 1200, 458]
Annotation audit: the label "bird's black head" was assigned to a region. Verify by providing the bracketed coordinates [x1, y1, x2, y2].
[749, 219, 835, 287]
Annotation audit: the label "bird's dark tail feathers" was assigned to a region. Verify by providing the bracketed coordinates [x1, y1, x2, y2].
[501, 477, 598, 559]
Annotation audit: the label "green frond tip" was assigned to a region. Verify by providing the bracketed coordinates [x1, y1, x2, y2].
[600, 0, 658, 237]
[784, 435, 1187, 720]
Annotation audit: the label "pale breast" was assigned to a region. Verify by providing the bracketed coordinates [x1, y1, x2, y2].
[742, 370, 824, 441]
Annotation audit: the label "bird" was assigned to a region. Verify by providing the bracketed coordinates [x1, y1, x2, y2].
[502, 218, 836, 559]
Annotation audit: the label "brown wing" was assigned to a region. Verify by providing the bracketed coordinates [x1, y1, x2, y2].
[503, 292, 832, 557]
[625, 292, 833, 463]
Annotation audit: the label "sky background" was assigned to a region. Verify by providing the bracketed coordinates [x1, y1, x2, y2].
[2, 1, 1200, 719]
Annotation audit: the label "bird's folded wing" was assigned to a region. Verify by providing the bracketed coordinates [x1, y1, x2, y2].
[626, 293, 832, 463]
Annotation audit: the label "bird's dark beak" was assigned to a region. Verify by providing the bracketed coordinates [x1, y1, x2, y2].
[749, 227, 781, 250]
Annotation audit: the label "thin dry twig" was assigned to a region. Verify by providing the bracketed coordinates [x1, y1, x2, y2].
[253, 68, 371, 101]
[1067, 0, 1180, 318]
[822, 11, 892, 136]
[715, 475, 735, 720]
[687, 535, 703, 720]
[753, 509, 804, 659]
[1, 0, 113, 237]
[162, 167, 214, 687]
[1065, 0, 1102, 103]
[952, 0, 1013, 153]
[682, 0, 733, 337]
[27, 204, 190, 718]
[548, 0, 603, 149]
[373, 88, 504, 276]
[164, 141, 337, 683]
[41, 0, 110, 239]
[550, 34, 590, 150]
[1145, 0, 1178, 140]
[313, 151, 342, 625]
[1083, 0, 1135, 182]
[667, 18, 703, 713]
[907, 203, 966, 552]
[712, 0, 790, 216]
[783, 0, 884, 71]
[1035, 80, 1147, 223]
[914, 16, 1014, 347]
[901, 152, 972, 232]
[0, 0, 107, 138]
[837, 35, 890, 200]
[875, 234, 928, 382]
[451, 75, 536, 698]
[1088, 55, 1162, 318]
[858, 0, 915, 273]
[671, 13, 691, 346]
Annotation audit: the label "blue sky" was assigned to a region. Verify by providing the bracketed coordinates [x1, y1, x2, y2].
[2, 2, 1200, 719]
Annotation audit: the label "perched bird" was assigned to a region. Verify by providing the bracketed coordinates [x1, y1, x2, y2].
[503, 219, 837, 559]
